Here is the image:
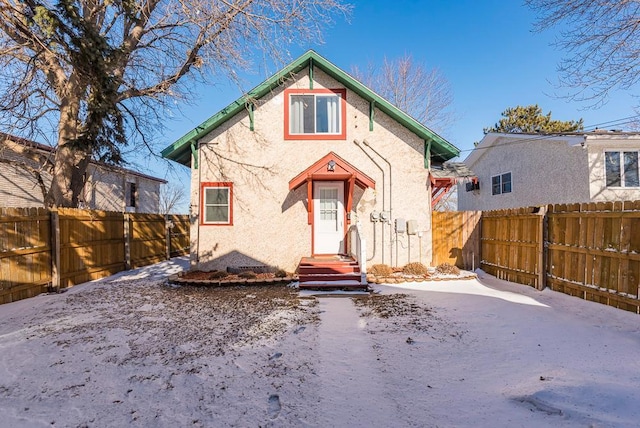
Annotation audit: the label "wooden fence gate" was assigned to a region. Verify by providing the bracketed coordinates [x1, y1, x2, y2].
[431, 211, 481, 270]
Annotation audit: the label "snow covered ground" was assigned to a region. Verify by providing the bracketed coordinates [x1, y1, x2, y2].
[1, 257, 639, 427]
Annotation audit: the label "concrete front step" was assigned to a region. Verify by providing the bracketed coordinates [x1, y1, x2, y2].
[298, 273, 362, 283]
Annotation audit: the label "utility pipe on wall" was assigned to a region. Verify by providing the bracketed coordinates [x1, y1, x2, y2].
[354, 139, 385, 264]
[362, 139, 393, 267]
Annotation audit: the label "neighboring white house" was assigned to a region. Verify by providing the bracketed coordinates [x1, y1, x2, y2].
[162, 50, 461, 274]
[0, 133, 166, 213]
[458, 131, 640, 211]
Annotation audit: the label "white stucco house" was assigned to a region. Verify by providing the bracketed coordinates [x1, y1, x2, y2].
[1, 133, 166, 213]
[458, 131, 640, 211]
[161, 51, 460, 284]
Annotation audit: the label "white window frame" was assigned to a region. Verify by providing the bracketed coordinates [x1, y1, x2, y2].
[289, 93, 342, 135]
[605, 150, 640, 188]
[284, 88, 346, 140]
[491, 172, 512, 195]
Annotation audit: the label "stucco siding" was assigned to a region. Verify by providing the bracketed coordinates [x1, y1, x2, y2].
[586, 138, 640, 202]
[192, 69, 433, 272]
[458, 136, 591, 211]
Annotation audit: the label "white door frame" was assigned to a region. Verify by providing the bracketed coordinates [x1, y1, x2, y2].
[312, 181, 345, 255]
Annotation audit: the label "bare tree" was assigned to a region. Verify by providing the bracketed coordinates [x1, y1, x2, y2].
[0, 0, 350, 208]
[526, 0, 640, 106]
[433, 187, 457, 212]
[159, 182, 187, 215]
[352, 54, 455, 134]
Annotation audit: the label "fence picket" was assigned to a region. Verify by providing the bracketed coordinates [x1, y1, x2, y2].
[0, 208, 189, 304]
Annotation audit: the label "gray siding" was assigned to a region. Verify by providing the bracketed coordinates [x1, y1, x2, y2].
[1, 143, 163, 212]
[458, 136, 591, 211]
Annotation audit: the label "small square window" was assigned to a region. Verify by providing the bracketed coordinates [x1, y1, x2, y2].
[491, 172, 512, 195]
[201, 182, 233, 225]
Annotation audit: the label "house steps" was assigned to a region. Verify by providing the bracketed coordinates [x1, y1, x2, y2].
[297, 256, 368, 290]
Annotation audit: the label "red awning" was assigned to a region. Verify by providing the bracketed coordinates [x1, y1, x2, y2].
[288, 152, 376, 191]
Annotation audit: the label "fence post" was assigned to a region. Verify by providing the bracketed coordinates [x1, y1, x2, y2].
[537, 206, 547, 291]
[165, 214, 171, 260]
[50, 209, 61, 292]
[124, 213, 131, 269]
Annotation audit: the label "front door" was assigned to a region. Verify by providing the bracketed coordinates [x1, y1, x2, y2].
[313, 181, 345, 255]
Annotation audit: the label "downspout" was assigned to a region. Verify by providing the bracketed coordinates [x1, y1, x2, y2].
[195, 141, 201, 267]
[354, 139, 383, 263]
[425, 139, 432, 266]
[362, 139, 393, 267]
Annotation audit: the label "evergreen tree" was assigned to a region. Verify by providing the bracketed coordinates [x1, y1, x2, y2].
[484, 104, 583, 134]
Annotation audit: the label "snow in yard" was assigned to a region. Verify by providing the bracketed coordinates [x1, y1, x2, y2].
[1, 257, 639, 427]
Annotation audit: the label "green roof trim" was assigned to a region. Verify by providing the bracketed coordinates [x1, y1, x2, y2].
[161, 50, 460, 167]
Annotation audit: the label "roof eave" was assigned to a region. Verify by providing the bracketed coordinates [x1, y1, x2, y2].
[161, 50, 460, 166]
[161, 52, 316, 167]
[314, 56, 459, 161]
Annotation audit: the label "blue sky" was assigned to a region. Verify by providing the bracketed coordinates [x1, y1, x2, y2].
[154, 0, 639, 210]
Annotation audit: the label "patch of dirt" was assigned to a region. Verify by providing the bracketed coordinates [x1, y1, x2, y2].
[352, 293, 466, 341]
[179, 270, 289, 281]
[39, 281, 316, 362]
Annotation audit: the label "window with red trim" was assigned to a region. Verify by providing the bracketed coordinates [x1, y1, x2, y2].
[201, 182, 233, 225]
[284, 88, 346, 140]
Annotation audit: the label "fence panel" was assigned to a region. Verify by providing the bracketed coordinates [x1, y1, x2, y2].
[480, 207, 545, 289]
[547, 202, 640, 313]
[1, 208, 191, 304]
[129, 213, 166, 268]
[432, 211, 481, 270]
[0, 207, 51, 303]
[168, 214, 190, 257]
[58, 208, 126, 288]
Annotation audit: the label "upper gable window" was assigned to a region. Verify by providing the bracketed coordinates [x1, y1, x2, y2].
[606, 151, 640, 187]
[284, 88, 347, 140]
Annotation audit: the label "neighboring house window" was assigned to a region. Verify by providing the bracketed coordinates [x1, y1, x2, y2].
[126, 182, 136, 208]
[201, 182, 233, 225]
[491, 172, 512, 195]
[605, 151, 640, 187]
[284, 88, 347, 140]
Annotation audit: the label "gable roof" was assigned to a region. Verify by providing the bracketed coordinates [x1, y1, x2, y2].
[161, 50, 460, 167]
[289, 151, 376, 191]
[1, 133, 167, 184]
[464, 132, 586, 167]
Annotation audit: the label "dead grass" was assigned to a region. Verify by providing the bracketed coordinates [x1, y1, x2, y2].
[435, 263, 461, 275]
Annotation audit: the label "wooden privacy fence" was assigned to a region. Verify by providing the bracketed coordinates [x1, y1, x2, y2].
[480, 207, 546, 289]
[546, 202, 640, 313]
[1, 208, 190, 304]
[431, 211, 481, 270]
[0, 207, 52, 303]
[479, 202, 640, 314]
